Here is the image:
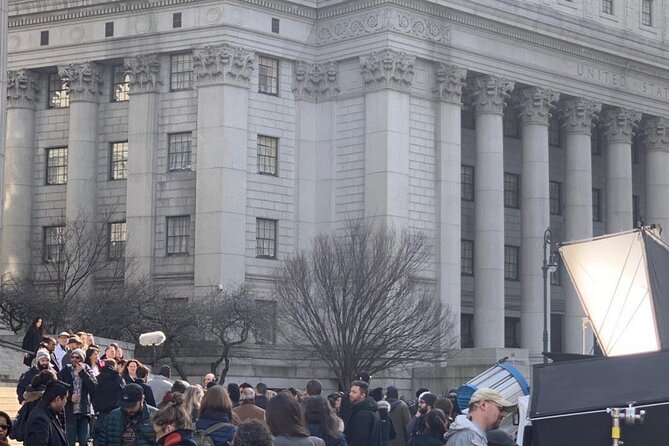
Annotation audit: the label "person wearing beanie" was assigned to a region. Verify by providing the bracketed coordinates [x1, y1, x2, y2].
[407, 392, 438, 444]
[57, 348, 98, 446]
[386, 386, 411, 446]
[16, 349, 53, 404]
[147, 365, 173, 405]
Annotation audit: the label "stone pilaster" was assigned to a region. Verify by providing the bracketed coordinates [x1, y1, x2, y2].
[0, 0, 6, 278]
[643, 116, 669, 238]
[360, 49, 415, 92]
[125, 54, 161, 93]
[470, 74, 514, 348]
[292, 61, 339, 101]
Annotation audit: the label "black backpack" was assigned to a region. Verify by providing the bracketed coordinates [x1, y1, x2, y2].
[9, 401, 30, 441]
[193, 422, 233, 446]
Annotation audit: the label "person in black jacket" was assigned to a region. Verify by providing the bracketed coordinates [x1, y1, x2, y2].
[412, 410, 446, 446]
[92, 358, 125, 445]
[17, 351, 53, 403]
[21, 318, 44, 367]
[57, 349, 98, 446]
[344, 381, 381, 446]
[24, 380, 69, 446]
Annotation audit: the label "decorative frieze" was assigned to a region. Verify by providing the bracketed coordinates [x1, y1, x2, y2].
[516, 87, 559, 125]
[433, 63, 466, 104]
[124, 54, 162, 93]
[560, 97, 602, 134]
[193, 45, 255, 88]
[58, 62, 103, 102]
[643, 116, 669, 150]
[601, 107, 641, 143]
[292, 61, 339, 101]
[6, 69, 39, 108]
[471, 75, 514, 115]
[360, 49, 415, 92]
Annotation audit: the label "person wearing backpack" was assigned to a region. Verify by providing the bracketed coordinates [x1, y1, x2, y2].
[11, 369, 58, 442]
[194, 386, 236, 446]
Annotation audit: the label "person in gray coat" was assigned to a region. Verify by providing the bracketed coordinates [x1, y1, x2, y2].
[147, 365, 173, 404]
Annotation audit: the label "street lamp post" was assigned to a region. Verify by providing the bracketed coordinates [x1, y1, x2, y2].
[542, 227, 558, 363]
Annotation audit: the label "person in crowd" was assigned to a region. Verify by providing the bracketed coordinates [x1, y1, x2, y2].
[408, 389, 429, 417]
[265, 389, 277, 400]
[255, 382, 268, 409]
[407, 392, 437, 443]
[232, 387, 265, 423]
[39, 337, 60, 372]
[377, 399, 396, 446]
[446, 390, 460, 417]
[92, 359, 125, 445]
[239, 383, 253, 391]
[24, 380, 69, 446]
[74, 332, 89, 350]
[327, 393, 343, 416]
[61, 337, 83, 369]
[0, 410, 11, 446]
[152, 394, 196, 446]
[96, 383, 158, 446]
[444, 389, 515, 446]
[114, 345, 124, 361]
[227, 383, 241, 408]
[84, 345, 101, 376]
[305, 380, 322, 397]
[434, 397, 453, 429]
[265, 392, 325, 446]
[87, 334, 95, 348]
[147, 365, 173, 404]
[121, 359, 141, 383]
[486, 430, 515, 446]
[194, 385, 237, 446]
[54, 333, 70, 370]
[22, 318, 44, 367]
[344, 380, 381, 446]
[304, 396, 347, 446]
[17, 350, 53, 403]
[413, 409, 447, 446]
[135, 365, 157, 407]
[100, 345, 116, 361]
[115, 359, 127, 375]
[182, 385, 204, 422]
[232, 419, 272, 446]
[202, 373, 216, 389]
[386, 386, 411, 446]
[12, 371, 59, 443]
[369, 387, 384, 403]
[57, 348, 98, 446]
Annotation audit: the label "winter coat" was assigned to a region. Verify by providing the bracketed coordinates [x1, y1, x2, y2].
[307, 423, 347, 446]
[232, 402, 265, 423]
[272, 436, 326, 446]
[158, 429, 197, 446]
[407, 415, 427, 445]
[17, 366, 49, 403]
[24, 401, 68, 446]
[412, 429, 445, 446]
[57, 364, 98, 419]
[92, 366, 125, 414]
[443, 415, 487, 446]
[388, 399, 411, 446]
[22, 327, 42, 354]
[147, 375, 172, 405]
[194, 411, 236, 446]
[96, 403, 158, 446]
[255, 395, 268, 410]
[344, 397, 382, 446]
[378, 401, 395, 446]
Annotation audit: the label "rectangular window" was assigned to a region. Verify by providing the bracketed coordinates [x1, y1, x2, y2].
[271, 18, 280, 33]
[40, 30, 49, 46]
[110, 142, 128, 180]
[173, 12, 182, 28]
[548, 115, 561, 146]
[256, 218, 277, 259]
[504, 173, 520, 208]
[461, 313, 474, 348]
[642, 0, 652, 26]
[258, 56, 279, 95]
[591, 125, 602, 155]
[105, 22, 114, 37]
[46, 147, 68, 185]
[168, 133, 192, 172]
[43, 226, 65, 263]
[461, 104, 475, 129]
[257, 136, 278, 176]
[461, 239, 474, 276]
[551, 313, 563, 353]
[504, 317, 521, 348]
[166, 216, 190, 255]
[633, 195, 641, 227]
[602, 0, 614, 14]
[550, 181, 562, 215]
[504, 245, 520, 281]
[503, 109, 519, 138]
[461, 165, 474, 201]
[112, 65, 130, 102]
[170, 53, 193, 91]
[592, 188, 602, 222]
[109, 222, 127, 260]
[48, 73, 70, 109]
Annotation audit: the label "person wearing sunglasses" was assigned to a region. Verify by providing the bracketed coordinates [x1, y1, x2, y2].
[57, 348, 98, 446]
[0, 410, 11, 446]
[444, 389, 515, 446]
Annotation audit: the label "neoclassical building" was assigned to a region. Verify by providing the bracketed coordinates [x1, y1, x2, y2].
[2, 0, 669, 374]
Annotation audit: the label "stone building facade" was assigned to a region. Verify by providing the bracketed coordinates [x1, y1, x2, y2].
[2, 0, 669, 379]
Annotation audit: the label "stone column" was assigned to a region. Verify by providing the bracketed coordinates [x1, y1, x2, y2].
[517, 87, 558, 358]
[0, 0, 7, 251]
[644, 117, 669, 236]
[59, 63, 103, 224]
[433, 63, 467, 349]
[360, 50, 414, 228]
[292, 61, 339, 249]
[124, 55, 161, 280]
[471, 75, 514, 348]
[193, 45, 254, 289]
[561, 97, 601, 354]
[0, 70, 39, 278]
[602, 108, 641, 233]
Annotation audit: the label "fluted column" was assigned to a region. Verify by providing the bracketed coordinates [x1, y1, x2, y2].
[193, 45, 254, 289]
[517, 87, 558, 358]
[561, 97, 601, 354]
[361, 50, 414, 228]
[644, 117, 669, 237]
[471, 75, 514, 348]
[59, 63, 103, 225]
[603, 107, 641, 233]
[0, 70, 39, 278]
[434, 63, 467, 349]
[292, 61, 339, 249]
[124, 55, 161, 280]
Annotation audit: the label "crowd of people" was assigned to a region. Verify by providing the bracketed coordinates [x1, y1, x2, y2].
[14, 319, 518, 446]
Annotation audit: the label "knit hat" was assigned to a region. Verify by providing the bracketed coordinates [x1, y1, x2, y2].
[419, 392, 438, 407]
[70, 349, 85, 360]
[35, 349, 50, 362]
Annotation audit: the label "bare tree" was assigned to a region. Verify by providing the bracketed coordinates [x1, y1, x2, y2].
[274, 220, 456, 389]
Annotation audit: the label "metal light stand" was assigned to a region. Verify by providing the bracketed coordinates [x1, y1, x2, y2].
[607, 403, 645, 446]
[542, 227, 558, 364]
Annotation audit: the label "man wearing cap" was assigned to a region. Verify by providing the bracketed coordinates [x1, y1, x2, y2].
[61, 337, 83, 369]
[55, 333, 70, 370]
[17, 349, 53, 403]
[147, 365, 172, 405]
[444, 388, 515, 446]
[58, 348, 98, 446]
[97, 383, 158, 446]
[407, 392, 437, 445]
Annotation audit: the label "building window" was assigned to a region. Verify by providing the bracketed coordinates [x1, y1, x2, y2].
[633, 195, 641, 227]
[40, 30, 49, 46]
[46, 147, 68, 185]
[461, 239, 474, 276]
[166, 216, 190, 255]
[461, 313, 474, 348]
[168, 133, 192, 171]
[550, 258, 562, 286]
[109, 222, 127, 260]
[258, 56, 279, 95]
[591, 125, 603, 155]
[550, 181, 562, 215]
[551, 313, 563, 353]
[105, 22, 114, 37]
[112, 65, 130, 102]
[170, 53, 192, 91]
[461, 165, 474, 201]
[271, 18, 280, 33]
[592, 189, 602, 222]
[257, 136, 278, 176]
[503, 109, 519, 138]
[256, 218, 277, 259]
[110, 142, 128, 180]
[602, 0, 614, 14]
[504, 245, 520, 281]
[505, 317, 521, 348]
[461, 104, 475, 129]
[173, 12, 182, 28]
[642, 0, 652, 26]
[43, 226, 65, 263]
[549, 115, 561, 146]
[504, 173, 520, 208]
[254, 299, 277, 344]
[48, 73, 70, 109]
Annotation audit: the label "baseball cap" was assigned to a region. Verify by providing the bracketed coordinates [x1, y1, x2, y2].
[469, 388, 515, 411]
[58, 332, 70, 338]
[118, 383, 144, 408]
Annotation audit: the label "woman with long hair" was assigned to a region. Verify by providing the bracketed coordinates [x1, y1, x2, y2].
[266, 392, 325, 446]
[152, 394, 196, 446]
[227, 383, 240, 407]
[121, 359, 141, 383]
[304, 396, 347, 446]
[21, 318, 44, 367]
[84, 345, 101, 376]
[195, 385, 237, 446]
[182, 385, 204, 422]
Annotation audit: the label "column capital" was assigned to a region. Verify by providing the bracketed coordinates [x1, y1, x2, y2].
[6, 69, 40, 109]
[193, 45, 255, 88]
[560, 97, 601, 134]
[292, 60, 339, 101]
[58, 62, 103, 103]
[601, 107, 641, 143]
[516, 87, 559, 125]
[433, 63, 467, 104]
[471, 75, 514, 115]
[643, 116, 669, 150]
[124, 54, 162, 94]
[360, 49, 415, 92]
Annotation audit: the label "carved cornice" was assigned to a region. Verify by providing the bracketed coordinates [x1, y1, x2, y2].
[471, 75, 514, 115]
[6, 69, 40, 109]
[293, 61, 339, 101]
[601, 107, 641, 143]
[58, 62, 103, 102]
[193, 45, 255, 88]
[643, 116, 669, 150]
[124, 54, 162, 94]
[433, 64, 467, 104]
[516, 87, 559, 125]
[360, 49, 415, 92]
[560, 97, 601, 134]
